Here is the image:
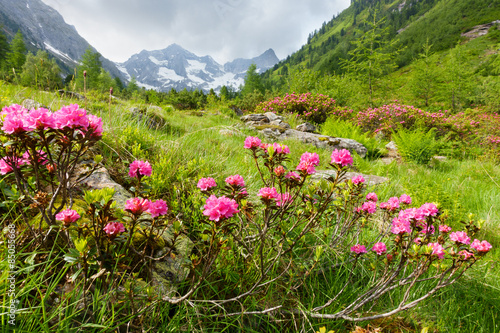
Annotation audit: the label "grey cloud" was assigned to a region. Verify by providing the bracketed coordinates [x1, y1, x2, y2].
[41, 0, 350, 63]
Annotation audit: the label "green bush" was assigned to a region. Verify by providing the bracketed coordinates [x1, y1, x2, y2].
[392, 127, 442, 164]
[321, 117, 385, 159]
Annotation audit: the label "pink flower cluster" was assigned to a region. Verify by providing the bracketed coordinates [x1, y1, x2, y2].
[331, 149, 353, 167]
[225, 174, 245, 187]
[197, 177, 217, 191]
[360, 201, 377, 214]
[350, 244, 367, 254]
[276, 192, 292, 207]
[450, 231, 471, 245]
[372, 242, 387, 255]
[125, 197, 150, 215]
[203, 195, 239, 222]
[380, 197, 400, 211]
[103, 222, 126, 237]
[258, 187, 279, 200]
[428, 242, 445, 259]
[366, 192, 378, 202]
[470, 239, 492, 253]
[351, 175, 365, 185]
[244, 136, 262, 149]
[148, 199, 168, 218]
[55, 209, 80, 226]
[128, 160, 152, 178]
[0, 104, 102, 137]
[296, 152, 320, 174]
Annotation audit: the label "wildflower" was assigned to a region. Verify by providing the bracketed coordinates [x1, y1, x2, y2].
[439, 225, 452, 233]
[391, 217, 411, 235]
[285, 171, 301, 181]
[420, 203, 438, 217]
[244, 136, 262, 149]
[399, 194, 412, 205]
[54, 104, 89, 130]
[197, 177, 217, 191]
[351, 244, 367, 254]
[203, 195, 239, 221]
[381, 197, 399, 211]
[296, 152, 320, 174]
[25, 108, 56, 130]
[103, 222, 126, 238]
[351, 175, 365, 185]
[258, 187, 279, 200]
[276, 192, 292, 207]
[428, 242, 445, 259]
[361, 201, 377, 214]
[225, 174, 245, 187]
[55, 209, 80, 226]
[1, 112, 28, 134]
[372, 242, 387, 255]
[125, 197, 150, 215]
[330, 149, 353, 167]
[470, 239, 492, 253]
[274, 166, 286, 176]
[458, 250, 474, 260]
[366, 192, 378, 202]
[449, 231, 471, 245]
[148, 199, 168, 218]
[128, 160, 152, 178]
[87, 114, 103, 137]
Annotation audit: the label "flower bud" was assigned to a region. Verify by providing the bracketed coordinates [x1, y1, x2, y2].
[83, 70, 87, 77]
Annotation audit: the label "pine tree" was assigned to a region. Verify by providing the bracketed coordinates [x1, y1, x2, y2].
[21, 50, 62, 90]
[241, 63, 264, 95]
[410, 39, 439, 107]
[7, 31, 26, 73]
[0, 28, 10, 71]
[76, 47, 103, 91]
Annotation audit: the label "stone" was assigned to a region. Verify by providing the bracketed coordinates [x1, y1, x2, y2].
[76, 165, 132, 208]
[22, 99, 45, 110]
[312, 170, 389, 186]
[57, 89, 85, 100]
[296, 122, 316, 133]
[270, 119, 291, 129]
[230, 105, 243, 116]
[241, 114, 269, 123]
[385, 141, 399, 158]
[129, 107, 167, 130]
[279, 129, 368, 158]
[264, 112, 281, 122]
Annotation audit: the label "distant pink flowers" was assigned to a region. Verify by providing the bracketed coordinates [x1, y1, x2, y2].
[351, 244, 367, 254]
[380, 197, 400, 211]
[128, 160, 152, 178]
[391, 217, 411, 235]
[351, 175, 365, 185]
[55, 209, 80, 226]
[203, 195, 239, 222]
[296, 152, 320, 174]
[361, 201, 377, 214]
[470, 239, 492, 253]
[428, 242, 445, 259]
[330, 149, 353, 167]
[103, 222, 126, 238]
[258, 187, 279, 200]
[439, 225, 452, 233]
[399, 194, 412, 205]
[244, 136, 262, 149]
[420, 203, 439, 217]
[148, 199, 168, 218]
[125, 197, 150, 215]
[449, 231, 471, 245]
[225, 174, 245, 187]
[372, 242, 387, 255]
[197, 177, 217, 191]
[366, 192, 378, 202]
[276, 192, 292, 207]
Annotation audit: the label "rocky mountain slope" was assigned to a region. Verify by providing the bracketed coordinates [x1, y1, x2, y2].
[118, 44, 279, 92]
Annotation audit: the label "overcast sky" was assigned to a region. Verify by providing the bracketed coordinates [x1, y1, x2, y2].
[40, 0, 350, 64]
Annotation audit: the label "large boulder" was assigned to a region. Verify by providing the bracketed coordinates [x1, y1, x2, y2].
[296, 122, 316, 133]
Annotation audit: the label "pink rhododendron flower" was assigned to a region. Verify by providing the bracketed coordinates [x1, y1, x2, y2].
[459, 250, 474, 260]
[391, 217, 411, 235]
[54, 104, 89, 129]
[0, 156, 25, 174]
[55, 209, 80, 226]
[276, 192, 292, 207]
[399, 208, 425, 221]
[420, 203, 438, 216]
[414, 237, 422, 244]
[148, 199, 168, 218]
[128, 160, 152, 178]
[103, 222, 126, 237]
[330, 149, 353, 167]
[22, 150, 47, 165]
[420, 223, 435, 235]
[428, 242, 445, 259]
[225, 174, 245, 187]
[296, 152, 320, 174]
[361, 201, 377, 214]
[470, 239, 492, 253]
[285, 171, 301, 180]
[372, 242, 387, 255]
[203, 195, 239, 221]
[449, 231, 471, 245]
[258, 187, 279, 200]
[399, 194, 412, 205]
[271, 143, 290, 154]
[351, 175, 365, 184]
[381, 197, 399, 211]
[87, 114, 103, 137]
[197, 177, 217, 191]
[350, 244, 367, 254]
[125, 197, 150, 215]
[366, 192, 378, 202]
[439, 225, 452, 233]
[25, 108, 56, 130]
[1, 104, 28, 116]
[274, 166, 286, 176]
[244, 136, 262, 149]
[1, 112, 29, 134]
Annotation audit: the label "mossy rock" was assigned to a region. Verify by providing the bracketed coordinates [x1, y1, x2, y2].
[254, 124, 288, 134]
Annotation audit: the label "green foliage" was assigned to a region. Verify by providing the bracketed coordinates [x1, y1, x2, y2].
[320, 117, 385, 159]
[20, 50, 62, 90]
[0, 28, 9, 68]
[75, 47, 104, 91]
[410, 39, 439, 107]
[241, 63, 264, 96]
[6, 31, 26, 74]
[392, 127, 442, 164]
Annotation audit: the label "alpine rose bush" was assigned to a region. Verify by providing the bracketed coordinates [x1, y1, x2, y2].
[129, 160, 153, 178]
[203, 195, 239, 222]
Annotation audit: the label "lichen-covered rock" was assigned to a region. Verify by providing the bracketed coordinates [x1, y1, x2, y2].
[241, 114, 270, 123]
[77, 166, 131, 208]
[296, 122, 316, 133]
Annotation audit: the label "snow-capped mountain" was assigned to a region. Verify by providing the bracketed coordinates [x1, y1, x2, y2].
[0, 0, 124, 80]
[119, 44, 279, 92]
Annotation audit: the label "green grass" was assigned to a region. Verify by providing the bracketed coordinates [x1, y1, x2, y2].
[1, 81, 500, 332]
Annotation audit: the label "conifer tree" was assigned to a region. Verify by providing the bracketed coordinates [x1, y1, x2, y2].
[7, 31, 26, 73]
[76, 47, 103, 91]
[0, 28, 10, 71]
[21, 50, 62, 90]
[241, 63, 264, 95]
[410, 39, 439, 107]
